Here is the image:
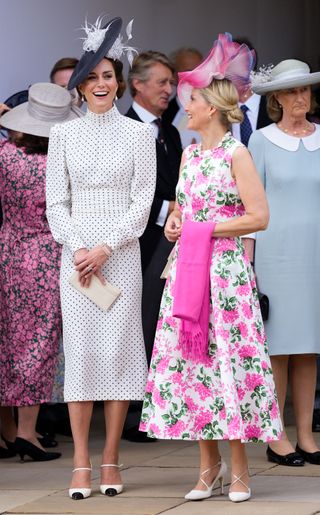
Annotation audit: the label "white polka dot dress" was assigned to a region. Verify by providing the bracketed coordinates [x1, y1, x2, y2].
[46, 106, 156, 401]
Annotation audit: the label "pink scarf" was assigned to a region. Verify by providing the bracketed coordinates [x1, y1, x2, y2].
[172, 220, 215, 362]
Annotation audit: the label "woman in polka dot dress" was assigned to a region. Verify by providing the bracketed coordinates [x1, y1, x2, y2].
[46, 17, 156, 499]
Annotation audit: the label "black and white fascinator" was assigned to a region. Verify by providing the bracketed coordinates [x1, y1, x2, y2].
[68, 16, 137, 90]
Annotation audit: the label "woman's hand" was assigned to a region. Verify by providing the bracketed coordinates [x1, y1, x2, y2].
[74, 246, 110, 287]
[164, 211, 182, 242]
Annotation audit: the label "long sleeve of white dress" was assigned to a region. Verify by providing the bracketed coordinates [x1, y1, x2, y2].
[46, 125, 86, 253]
[104, 124, 156, 251]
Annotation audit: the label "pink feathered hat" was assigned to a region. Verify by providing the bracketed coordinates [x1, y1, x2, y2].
[177, 33, 255, 106]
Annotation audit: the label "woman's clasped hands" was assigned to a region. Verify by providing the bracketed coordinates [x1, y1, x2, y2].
[74, 245, 111, 287]
[164, 210, 182, 242]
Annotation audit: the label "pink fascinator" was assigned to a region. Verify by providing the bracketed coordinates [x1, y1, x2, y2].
[177, 33, 255, 106]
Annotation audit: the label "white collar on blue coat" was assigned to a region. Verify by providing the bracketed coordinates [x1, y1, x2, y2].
[260, 123, 320, 151]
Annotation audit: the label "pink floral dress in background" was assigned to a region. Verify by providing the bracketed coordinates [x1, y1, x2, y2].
[0, 140, 61, 407]
[140, 133, 282, 442]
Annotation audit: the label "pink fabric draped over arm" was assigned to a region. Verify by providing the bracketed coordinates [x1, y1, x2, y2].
[172, 220, 216, 362]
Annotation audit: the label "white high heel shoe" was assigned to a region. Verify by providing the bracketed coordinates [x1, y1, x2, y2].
[228, 471, 251, 502]
[100, 463, 124, 496]
[69, 464, 92, 500]
[185, 460, 227, 500]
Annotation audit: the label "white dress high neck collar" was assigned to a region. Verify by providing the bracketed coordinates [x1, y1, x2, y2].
[85, 105, 121, 126]
[260, 123, 320, 151]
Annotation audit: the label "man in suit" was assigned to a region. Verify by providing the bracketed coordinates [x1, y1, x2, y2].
[163, 47, 203, 148]
[232, 37, 272, 145]
[123, 51, 182, 441]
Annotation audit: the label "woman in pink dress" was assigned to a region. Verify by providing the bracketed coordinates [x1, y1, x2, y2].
[0, 84, 79, 461]
[140, 34, 282, 503]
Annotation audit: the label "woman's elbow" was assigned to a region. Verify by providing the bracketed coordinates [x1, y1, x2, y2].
[255, 208, 269, 231]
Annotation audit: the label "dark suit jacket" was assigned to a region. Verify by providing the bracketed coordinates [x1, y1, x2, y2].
[126, 106, 182, 270]
[162, 96, 179, 126]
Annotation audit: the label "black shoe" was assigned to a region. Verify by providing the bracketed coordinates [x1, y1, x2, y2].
[266, 445, 305, 466]
[296, 444, 320, 464]
[14, 437, 61, 462]
[0, 445, 16, 459]
[38, 433, 58, 448]
[1, 434, 16, 452]
[122, 427, 156, 443]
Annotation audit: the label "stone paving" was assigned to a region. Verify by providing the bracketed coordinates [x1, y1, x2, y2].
[1, 417, 320, 515]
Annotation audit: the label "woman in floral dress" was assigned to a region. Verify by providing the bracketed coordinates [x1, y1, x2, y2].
[140, 34, 282, 503]
[0, 84, 79, 461]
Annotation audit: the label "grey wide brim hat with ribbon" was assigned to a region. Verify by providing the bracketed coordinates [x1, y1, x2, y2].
[0, 82, 81, 137]
[252, 59, 320, 94]
[67, 16, 122, 90]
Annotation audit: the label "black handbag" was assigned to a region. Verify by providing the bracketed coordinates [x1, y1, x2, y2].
[258, 291, 269, 321]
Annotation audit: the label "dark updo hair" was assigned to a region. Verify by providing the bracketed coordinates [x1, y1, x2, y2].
[109, 58, 126, 98]
[15, 134, 48, 155]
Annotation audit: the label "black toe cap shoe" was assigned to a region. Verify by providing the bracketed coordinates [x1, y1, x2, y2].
[266, 445, 305, 466]
[296, 444, 320, 464]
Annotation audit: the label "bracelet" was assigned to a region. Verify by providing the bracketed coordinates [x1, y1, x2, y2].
[101, 244, 112, 257]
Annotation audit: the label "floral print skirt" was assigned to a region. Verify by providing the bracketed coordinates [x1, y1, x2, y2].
[140, 237, 282, 442]
[0, 232, 62, 406]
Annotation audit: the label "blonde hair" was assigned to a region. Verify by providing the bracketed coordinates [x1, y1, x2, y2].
[199, 78, 243, 128]
[266, 88, 316, 122]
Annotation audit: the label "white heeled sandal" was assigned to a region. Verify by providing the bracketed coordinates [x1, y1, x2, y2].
[100, 463, 124, 496]
[185, 460, 227, 500]
[69, 464, 92, 500]
[228, 471, 251, 502]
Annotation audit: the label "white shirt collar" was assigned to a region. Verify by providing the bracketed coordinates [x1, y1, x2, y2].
[132, 101, 157, 124]
[240, 92, 260, 111]
[260, 123, 320, 151]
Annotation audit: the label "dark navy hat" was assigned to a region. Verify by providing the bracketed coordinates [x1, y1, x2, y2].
[4, 89, 29, 108]
[67, 17, 122, 90]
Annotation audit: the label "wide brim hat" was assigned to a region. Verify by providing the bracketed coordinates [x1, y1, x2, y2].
[0, 82, 81, 137]
[252, 59, 320, 94]
[177, 33, 255, 106]
[67, 17, 123, 90]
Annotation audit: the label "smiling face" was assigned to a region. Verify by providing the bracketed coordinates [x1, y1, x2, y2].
[275, 86, 311, 120]
[79, 58, 118, 114]
[184, 88, 214, 131]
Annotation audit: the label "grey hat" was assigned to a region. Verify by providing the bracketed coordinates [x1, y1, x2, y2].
[0, 82, 82, 137]
[252, 59, 320, 95]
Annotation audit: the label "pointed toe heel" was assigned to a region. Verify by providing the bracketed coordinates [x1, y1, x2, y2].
[100, 464, 124, 496]
[185, 460, 227, 500]
[14, 437, 61, 462]
[228, 471, 251, 503]
[69, 464, 92, 500]
[266, 445, 305, 466]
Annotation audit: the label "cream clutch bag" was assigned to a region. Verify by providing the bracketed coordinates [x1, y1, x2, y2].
[69, 271, 121, 312]
[160, 249, 174, 279]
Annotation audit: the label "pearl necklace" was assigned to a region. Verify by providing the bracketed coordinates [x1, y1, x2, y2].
[277, 122, 314, 136]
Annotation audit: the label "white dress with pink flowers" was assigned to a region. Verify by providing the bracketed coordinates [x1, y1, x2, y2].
[140, 133, 282, 442]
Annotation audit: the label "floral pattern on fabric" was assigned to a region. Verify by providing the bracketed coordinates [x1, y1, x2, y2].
[0, 140, 62, 407]
[140, 133, 282, 442]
